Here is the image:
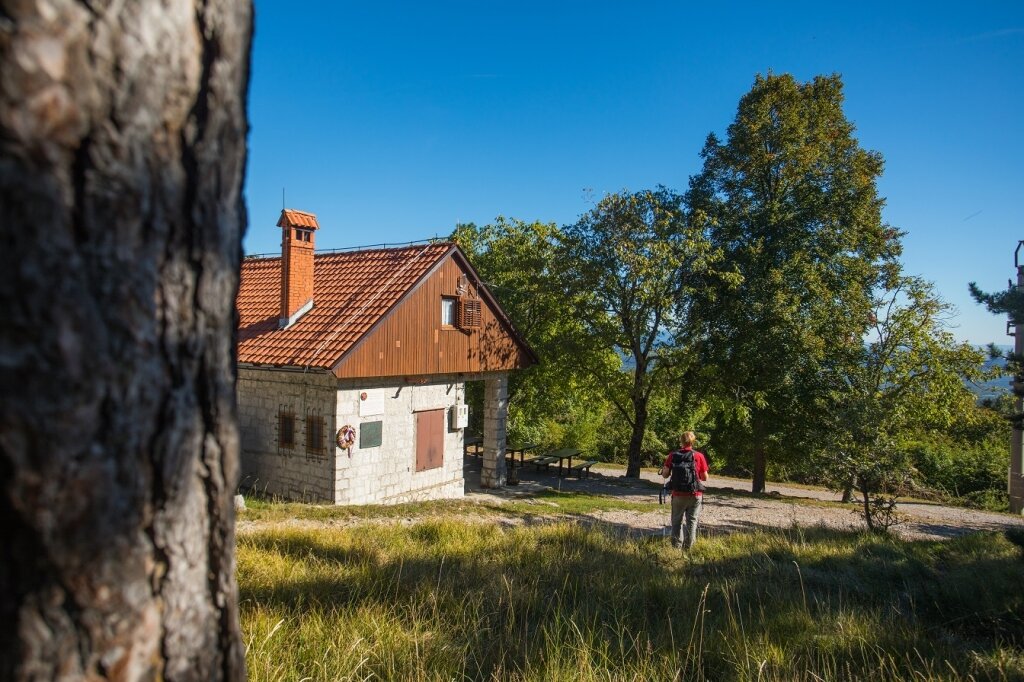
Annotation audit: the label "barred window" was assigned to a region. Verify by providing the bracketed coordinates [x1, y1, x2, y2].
[278, 407, 295, 449]
[306, 413, 326, 455]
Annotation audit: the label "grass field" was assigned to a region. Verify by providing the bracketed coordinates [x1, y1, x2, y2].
[237, 501, 1024, 681]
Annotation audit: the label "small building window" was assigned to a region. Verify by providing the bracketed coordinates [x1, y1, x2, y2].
[278, 407, 295, 449]
[306, 413, 326, 455]
[441, 297, 457, 327]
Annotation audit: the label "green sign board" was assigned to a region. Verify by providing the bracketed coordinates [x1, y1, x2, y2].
[360, 420, 383, 449]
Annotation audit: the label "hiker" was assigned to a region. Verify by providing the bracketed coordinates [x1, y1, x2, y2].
[660, 431, 709, 549]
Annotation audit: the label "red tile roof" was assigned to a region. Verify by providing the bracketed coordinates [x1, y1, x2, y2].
[277, 209, 320, 229]
[237, 243, 453, 369]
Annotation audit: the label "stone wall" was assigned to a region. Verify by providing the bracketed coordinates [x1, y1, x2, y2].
[336, 375, 466, 505]
[236, 366, 337, 502]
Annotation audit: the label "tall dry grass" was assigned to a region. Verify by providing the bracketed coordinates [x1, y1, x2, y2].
[238, 518, 1024, 681]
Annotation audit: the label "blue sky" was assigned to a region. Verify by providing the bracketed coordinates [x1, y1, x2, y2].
[244, 1, 1023, 346]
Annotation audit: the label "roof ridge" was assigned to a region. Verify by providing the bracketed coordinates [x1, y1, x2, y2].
[243, 238, 451, 260]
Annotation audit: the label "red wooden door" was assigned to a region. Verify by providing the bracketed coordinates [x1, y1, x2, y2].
[415, 409, 444, 471]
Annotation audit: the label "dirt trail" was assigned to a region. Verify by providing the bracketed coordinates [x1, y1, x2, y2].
[463, 461, 1024, 542]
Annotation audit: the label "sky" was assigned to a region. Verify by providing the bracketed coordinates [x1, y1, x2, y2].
[244, 1, 1023, 346]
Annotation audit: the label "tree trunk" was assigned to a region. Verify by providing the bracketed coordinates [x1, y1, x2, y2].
[860, 481, 875, 532]
[751, 446, 767, 494]
[841, 475, 856, 503]
[749, 415, 768, 494]
[0, 1, 251, 679]
[625, 393, 648, 478]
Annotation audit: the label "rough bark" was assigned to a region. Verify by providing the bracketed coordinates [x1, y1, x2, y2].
[841, 477, 855, 504]
[625, 393, 648, 479]
[860, 483, 875, 533]
[751, 447, 767, 494]
[0, 0, 251, 679]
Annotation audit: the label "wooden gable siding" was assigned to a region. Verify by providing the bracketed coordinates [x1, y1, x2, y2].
[332, 255, 532, 378]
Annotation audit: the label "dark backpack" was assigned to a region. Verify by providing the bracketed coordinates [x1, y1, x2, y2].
[669, 450, 702, 493]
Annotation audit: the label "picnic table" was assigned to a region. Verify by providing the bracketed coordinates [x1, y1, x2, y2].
[505, 442, 538, 468]
[463, 435, 482, 457]
[530, 447, 581, 477]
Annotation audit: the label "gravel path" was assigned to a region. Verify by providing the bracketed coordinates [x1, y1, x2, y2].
[464, 461, 1024, 542]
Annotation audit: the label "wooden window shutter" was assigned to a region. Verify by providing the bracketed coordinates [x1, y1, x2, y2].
[458, 298, 481, 329]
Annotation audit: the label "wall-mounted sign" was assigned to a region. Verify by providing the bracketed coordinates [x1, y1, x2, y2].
[360, 420, 383, 449]
[359, 389, 385, 417]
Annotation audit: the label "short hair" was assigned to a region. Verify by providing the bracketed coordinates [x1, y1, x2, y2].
[681, 431, 697, 447]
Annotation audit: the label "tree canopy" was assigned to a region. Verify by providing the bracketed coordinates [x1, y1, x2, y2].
[816, 277, 990, 529]
[686, 72, 902, 492]
[560, 187, 723, 477]
[450, 71, 1008, 519]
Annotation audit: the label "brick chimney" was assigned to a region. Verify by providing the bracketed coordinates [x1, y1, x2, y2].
[277, 208, 319, 328]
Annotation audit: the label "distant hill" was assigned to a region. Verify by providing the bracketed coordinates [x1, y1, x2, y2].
[969, 351, 1010, 401]
[619, 344, 1011, 401]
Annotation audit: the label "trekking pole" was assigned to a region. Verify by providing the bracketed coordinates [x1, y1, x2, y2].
[660, 481, 669, 537]
[665, 495, 670, 538]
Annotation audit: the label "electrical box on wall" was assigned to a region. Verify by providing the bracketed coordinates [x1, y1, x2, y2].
[451, 404, 469, 430]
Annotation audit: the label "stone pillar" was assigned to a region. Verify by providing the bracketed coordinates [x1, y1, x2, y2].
[481, 373, 508, 488]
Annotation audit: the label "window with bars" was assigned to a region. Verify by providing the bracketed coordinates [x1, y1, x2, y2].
[458, 298, 481, 329]
[305, 413, 326, 456]
[278, 406, 295, 450]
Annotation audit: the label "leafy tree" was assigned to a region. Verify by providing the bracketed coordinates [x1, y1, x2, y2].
[452, 219, 618, 452]
[816, 278, 989, 530]
[0, 0, 250, 678]
[686, 72, 901, 493]
[560, 188, 721, 477]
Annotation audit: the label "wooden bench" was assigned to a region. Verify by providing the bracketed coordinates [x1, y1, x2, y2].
[569, 460, 599, 478]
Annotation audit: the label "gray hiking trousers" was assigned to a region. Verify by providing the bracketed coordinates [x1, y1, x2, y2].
[670, 495, 702, 549]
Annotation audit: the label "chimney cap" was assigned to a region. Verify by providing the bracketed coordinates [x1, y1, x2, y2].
[277, 208, 320, 230]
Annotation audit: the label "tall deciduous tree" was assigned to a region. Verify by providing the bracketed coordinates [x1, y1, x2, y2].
[817, 278, 988, 530]
[0, 1, 251, 678]
[561, 188, 719, 478]
[686, 73, 901, 493]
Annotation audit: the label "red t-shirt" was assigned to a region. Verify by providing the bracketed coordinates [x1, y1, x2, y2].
[662, 447, 709, 497]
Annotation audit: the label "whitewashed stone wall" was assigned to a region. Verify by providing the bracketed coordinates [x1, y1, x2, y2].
[335, 376, 466, 505]
[236, 366, 337, 502]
